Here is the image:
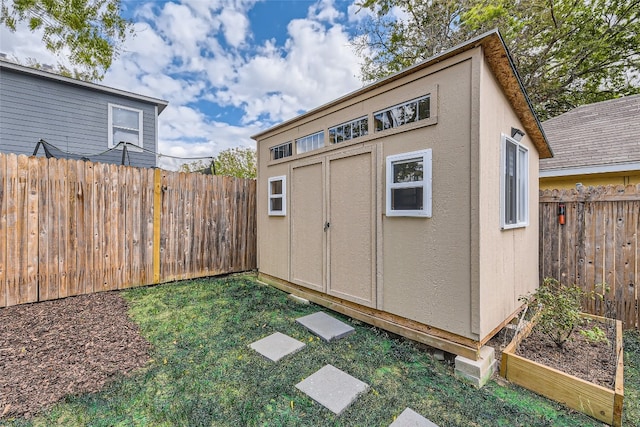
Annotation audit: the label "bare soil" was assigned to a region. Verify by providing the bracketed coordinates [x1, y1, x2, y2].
[515, 320, 618, 389]
[0, 292, 150, 419]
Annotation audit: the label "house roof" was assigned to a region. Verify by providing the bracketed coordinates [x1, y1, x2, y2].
[540, 95, 640, 177]
[0, 58, 168, 114]
[251, 29, 552, 159]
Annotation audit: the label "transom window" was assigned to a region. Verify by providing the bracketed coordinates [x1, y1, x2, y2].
[501, 134, 528, 228]
[386, 149, 432, 217]
[270, 142, 292, 160]
[329, 116, 368, 144]
[374, 96, 430, 132]
[268, 176, 286, 216]
[108, 104, 143, 151]
[296, 131, 324, 154]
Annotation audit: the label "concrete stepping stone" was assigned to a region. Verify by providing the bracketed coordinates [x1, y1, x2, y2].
[295, 311, 355, 342]
[249, 332, 305, 362]
[389, 408, 439, 427]
[295, 364, 368, 415]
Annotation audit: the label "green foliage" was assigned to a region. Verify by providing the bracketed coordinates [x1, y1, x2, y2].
[354, 0, 640, 120]
[214, 147, 256, 179]
[579, 324, 609, 346]
[0, 0, 132, 81]
[519, 278, 585, 348]
[179, 147, 256, 179]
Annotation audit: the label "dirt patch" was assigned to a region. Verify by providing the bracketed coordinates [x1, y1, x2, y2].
[0, 292, 150, 419]
[515, 320, 618, 388]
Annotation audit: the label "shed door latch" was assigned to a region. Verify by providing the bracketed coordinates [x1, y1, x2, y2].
[324, 222, 330, 231]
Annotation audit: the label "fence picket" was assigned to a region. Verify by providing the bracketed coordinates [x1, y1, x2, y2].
[540, 184, 640, 329]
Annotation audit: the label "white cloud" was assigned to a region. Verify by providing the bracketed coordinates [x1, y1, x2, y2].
[219, 8, 250, 47]
[1, 0, 364, 170]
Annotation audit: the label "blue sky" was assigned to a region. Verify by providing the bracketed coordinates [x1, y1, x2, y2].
[0, 0, 394, 169]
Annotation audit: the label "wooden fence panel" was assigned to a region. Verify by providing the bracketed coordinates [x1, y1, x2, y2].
[540, 184, 640, 330]
[0, 153, 256, 308]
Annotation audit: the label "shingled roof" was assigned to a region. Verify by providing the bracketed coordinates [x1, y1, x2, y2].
[540, 95, 640, 177]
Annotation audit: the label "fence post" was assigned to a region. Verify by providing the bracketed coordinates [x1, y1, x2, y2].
[153, 168, 162, 283]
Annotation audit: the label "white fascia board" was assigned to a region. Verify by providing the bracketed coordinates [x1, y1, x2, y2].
[540, 161, 640, 178]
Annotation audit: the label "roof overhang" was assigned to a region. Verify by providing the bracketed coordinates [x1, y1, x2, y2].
[251, 30, 552, 159]
[540, 161, 640, 178]
[0, 59, 169, 114]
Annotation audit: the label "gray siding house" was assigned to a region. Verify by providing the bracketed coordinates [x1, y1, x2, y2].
[0, 58, 168, 168]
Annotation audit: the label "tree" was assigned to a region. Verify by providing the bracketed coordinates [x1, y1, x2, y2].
[354, 0, 640, 119]
[214, 147, 256, 179]
[179, 147, 256, 179]
[1, 0, 132, 81]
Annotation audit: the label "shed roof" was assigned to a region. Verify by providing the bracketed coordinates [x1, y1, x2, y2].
[0, 58, 168, 114]
[252, 29, 552, 159]
[540, 94, 640, 177]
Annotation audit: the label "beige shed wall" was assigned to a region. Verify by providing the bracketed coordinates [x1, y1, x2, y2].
[381, 57, 474, 339]
[477, 57, 540, 340]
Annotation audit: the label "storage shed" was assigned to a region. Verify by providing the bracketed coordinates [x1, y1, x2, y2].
[252, 30, 552, 362]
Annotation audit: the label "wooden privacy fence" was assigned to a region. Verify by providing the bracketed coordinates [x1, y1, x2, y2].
[0, 153, 256, 308]
[540, 184, 639, 330]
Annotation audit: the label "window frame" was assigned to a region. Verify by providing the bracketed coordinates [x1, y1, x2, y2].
[268, 175, 286, 216]
[386, 149, 432, 217]
[500, 134, 529, 229]
[329, 116, 368, 144]
[270, 142, 292, 160]
[295, 131, 324, 154]
[108, 103, 144, 151]
[374, 95, 430, 132]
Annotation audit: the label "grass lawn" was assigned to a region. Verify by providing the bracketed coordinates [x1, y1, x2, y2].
[3, 274, 639, 426]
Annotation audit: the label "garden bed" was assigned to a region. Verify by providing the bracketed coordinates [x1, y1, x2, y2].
[500, 314, 624, 426]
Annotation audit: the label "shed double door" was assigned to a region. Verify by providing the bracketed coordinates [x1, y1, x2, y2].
[290, 146, 376, 307]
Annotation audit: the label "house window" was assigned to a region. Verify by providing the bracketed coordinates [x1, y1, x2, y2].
[329, 116, 368, 144]
[501, 134, 528, 228]
[374, 96, 430, 132]
[268, 176, 286, 216]
[296, 131, 324, 154]
[271, 142, 292, 160]
[386, 149, 432, 217]
[108, 104, 143, 151]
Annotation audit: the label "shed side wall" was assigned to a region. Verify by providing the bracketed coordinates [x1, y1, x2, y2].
[477, 56, 540, 340]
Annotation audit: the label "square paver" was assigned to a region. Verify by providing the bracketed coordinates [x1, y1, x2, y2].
[389, 408, 439, 427]
[295, 364, 368, 415]
[296, 312, 355, 342]
[249, 332, 305, 362]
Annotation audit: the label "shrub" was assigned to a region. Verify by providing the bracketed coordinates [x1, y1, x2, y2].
[519, 278, 584, 348]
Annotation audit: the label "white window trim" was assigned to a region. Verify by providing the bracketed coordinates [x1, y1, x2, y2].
[500, 133, 529, 229]
[108, 103, 144, 152]
[386, 149, 432, 217]
[268, 175, 286, 216]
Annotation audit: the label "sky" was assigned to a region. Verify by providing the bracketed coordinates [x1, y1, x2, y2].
[0, 0, 394, 170]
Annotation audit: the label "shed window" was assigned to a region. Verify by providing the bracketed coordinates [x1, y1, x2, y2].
[386, 149, 432, 217]
[296, 131, 324, 154]
[271, 142, 292, 160]
[108, 104, 143, 151]
[374, 96, 430, 132]
[501, 134, 528, 228]
[268, 176, 286, 216]
[329, 116, 368, 144]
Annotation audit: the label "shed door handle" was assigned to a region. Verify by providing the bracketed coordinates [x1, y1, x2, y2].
[324, 222, 330, 231]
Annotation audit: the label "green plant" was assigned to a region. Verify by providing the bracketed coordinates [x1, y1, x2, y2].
[519, 278, 585, 348]
[580, 325, 609, 346]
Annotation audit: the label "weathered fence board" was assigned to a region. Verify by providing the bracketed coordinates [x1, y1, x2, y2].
[540, 184, 640, 330]
[0, 153, 256, 308]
